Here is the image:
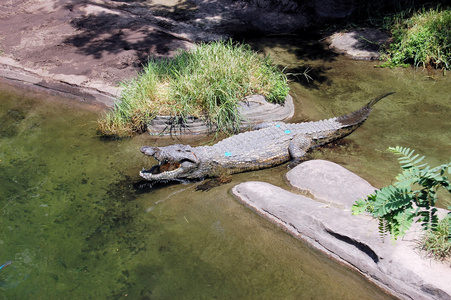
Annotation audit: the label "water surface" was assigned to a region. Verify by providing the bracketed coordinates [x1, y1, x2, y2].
[0, 82, 396, 299]
[2, 34, 450, 298]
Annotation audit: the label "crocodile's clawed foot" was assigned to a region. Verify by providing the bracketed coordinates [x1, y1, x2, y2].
[195, 175, 232, 191]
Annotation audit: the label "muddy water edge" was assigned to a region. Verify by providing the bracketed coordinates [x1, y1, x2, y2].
[1, 34, 450, 299]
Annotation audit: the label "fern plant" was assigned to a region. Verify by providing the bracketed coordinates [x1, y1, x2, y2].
[352, 146, 451, 241]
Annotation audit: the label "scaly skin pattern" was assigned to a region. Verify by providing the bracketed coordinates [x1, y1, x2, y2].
[140, 93, 394, 182]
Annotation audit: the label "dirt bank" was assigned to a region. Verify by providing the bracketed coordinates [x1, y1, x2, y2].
[0, 0, 197, 107]
[0, 0, 387, 107]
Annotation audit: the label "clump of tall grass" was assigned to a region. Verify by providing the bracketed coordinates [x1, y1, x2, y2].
[418, 215, 451, 261]
[381, 7, 451, 70]
[98, 40, 289, 137]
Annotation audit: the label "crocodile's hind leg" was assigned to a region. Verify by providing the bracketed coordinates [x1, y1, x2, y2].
[288, 134, 312, 168]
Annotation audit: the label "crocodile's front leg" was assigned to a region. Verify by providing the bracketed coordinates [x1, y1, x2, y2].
[288, 134, 312, 168]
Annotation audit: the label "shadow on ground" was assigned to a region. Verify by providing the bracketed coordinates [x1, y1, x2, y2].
[62, 0, 198, 68]
[240, 32, 339, 90]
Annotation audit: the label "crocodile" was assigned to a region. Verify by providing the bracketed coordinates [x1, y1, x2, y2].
[140, 93, 394, 182]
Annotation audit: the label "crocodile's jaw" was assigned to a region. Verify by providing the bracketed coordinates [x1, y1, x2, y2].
[140, 161, 198, 181]
[140, 145, 200, 182]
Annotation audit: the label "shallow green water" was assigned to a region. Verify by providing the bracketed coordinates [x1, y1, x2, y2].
[0, 82, 397, 299]
[2, 33, 450, 299]
[247, 34, 451, 206]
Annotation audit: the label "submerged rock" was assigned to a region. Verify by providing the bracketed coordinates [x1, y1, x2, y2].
[232, 160, 451, 300]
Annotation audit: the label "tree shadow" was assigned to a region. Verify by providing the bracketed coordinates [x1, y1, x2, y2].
[348, 29, 389, 53]
[240, 32, 339, 90]
[59, 0, 195, 70]
[66, 12, 192, 67]
[58, 0, 340, 88]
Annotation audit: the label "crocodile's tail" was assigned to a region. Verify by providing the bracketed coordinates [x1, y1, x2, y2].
[366, 92, 395, 109]
[336, 92, 395, 127]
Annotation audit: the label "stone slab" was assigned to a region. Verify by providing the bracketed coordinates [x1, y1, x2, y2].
[285, 159, 376, 210]
[147, 94, 295, 135]
[0, 60, 118, 108]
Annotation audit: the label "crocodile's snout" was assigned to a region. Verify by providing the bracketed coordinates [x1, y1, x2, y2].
[141, 146, 156, 156]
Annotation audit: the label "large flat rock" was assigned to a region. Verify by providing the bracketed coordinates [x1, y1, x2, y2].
[231, 160, 451, 300]
[0, 0, 194, 107]
[286, 159, 376, 210]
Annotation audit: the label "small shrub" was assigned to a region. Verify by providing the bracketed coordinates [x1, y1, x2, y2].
[381, 7, 451, 69]
[352, 147, 451, 248]
[98, 40, 289, 137]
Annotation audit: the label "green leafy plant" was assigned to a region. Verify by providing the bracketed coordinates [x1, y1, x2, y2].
[381, 7, 451, 70]
[352, 146, 451, 243]
[98, 40, 289, 137]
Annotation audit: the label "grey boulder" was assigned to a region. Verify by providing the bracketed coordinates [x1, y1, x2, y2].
[232, 159, 451, 300]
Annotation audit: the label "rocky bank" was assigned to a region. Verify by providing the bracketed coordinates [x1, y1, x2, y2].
[232, 160, 451, 300]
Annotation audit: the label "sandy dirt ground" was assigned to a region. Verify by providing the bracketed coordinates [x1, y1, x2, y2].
[0, 0, 387, 107]
[0, 0, 208, 106]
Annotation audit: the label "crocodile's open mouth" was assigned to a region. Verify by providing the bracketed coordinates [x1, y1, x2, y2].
[140, 159, 186, 181]
[139, 145, 200, 181]
[145, 161, 181, 175]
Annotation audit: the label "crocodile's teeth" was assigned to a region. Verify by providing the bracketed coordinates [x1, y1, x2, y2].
[140, 164, 185, 181]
